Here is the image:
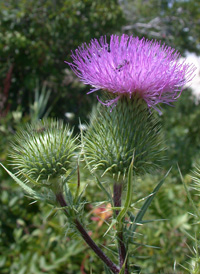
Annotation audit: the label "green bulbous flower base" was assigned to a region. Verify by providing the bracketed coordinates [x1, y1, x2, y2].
[83, 95, 164, 180]
[9, 119, 78, 187]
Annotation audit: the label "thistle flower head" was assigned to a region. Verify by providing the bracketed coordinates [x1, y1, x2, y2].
[83, 96, 164, 180]
[9, 119, 78, 189]
[67, 34, 195, 113]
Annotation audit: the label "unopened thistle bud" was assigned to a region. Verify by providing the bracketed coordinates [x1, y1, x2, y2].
[83, 95, 164, 180]
[9, 119, 78, 191]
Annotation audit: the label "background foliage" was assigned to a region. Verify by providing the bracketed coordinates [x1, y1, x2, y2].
[1, 0, 200, 273]
[0, 0, 125, 125]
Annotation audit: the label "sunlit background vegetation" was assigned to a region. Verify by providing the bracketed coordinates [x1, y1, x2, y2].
[1, 1, 200, 273]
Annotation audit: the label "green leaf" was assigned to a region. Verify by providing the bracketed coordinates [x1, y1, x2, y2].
[117, 157, 134, 223]
[64, 182, 74, 206]
[96, 176, 112, 203]
[103, 219, 117, 237]
[128, 239, 160, 249]
[103, 264, 113, 274]
[178, 164, 200, 220]
[130, 167, 172, 233]
[0, 162, 38, 196]
[0, 162, 50, 202]
[74, 162, 80, 204]
[22, 172, 42, 186]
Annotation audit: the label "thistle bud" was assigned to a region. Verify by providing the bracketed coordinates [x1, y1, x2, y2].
[9, 119, 78, 191]
[83, 95, 164, 180]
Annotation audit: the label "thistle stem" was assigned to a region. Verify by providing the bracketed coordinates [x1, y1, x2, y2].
[56, 192, 120, 274]
[113, 182, 129, 274]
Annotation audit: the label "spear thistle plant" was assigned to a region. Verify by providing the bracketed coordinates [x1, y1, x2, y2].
[1, 34, 196, 274]
[66, 34, 195, 272]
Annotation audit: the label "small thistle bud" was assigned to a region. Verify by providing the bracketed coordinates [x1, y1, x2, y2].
[83, 95, 164, 180]
[9, 119, 78, 191]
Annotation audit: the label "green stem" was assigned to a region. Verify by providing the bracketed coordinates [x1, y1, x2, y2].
[113, 182, 129, 274]
[116, 163, 133, 223]
[114, 160, 134, 273]
[74, 163, 80, 204]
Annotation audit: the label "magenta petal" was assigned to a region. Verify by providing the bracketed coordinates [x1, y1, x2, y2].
[67, 34, 196, 112]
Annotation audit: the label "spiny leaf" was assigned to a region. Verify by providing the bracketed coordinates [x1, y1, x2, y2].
[178, 164, 200, 220]
[103, 219, 117, 237]
[96, 176, 112, 203]
[0, 162, 42, 200]
[103, 264, 113, 274]
[129, 167, 172, 233]
[64, 183, 74, 207]
[128, 239, 160, 249]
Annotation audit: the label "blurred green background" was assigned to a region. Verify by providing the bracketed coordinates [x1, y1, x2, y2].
[1, 0, 200, 273]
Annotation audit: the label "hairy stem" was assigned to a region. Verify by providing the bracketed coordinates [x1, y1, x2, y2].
[56, 192, 120, 274]
[113, 182, 129, 274]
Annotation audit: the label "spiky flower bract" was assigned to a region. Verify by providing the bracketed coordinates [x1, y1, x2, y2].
[83, 95, 164, 180]
[67, 34, 195, 113]
[9, 119, 78, 190]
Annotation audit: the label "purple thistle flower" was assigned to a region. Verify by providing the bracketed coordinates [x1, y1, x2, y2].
[66, 34, 196, 113]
